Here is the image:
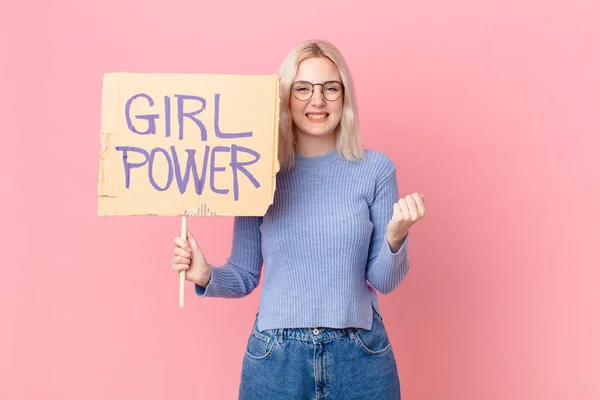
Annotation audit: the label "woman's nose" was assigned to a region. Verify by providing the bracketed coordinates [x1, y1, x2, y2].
[310, 87, 326, 106]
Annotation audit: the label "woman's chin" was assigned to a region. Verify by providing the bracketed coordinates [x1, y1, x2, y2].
[296, 126, 337, 139]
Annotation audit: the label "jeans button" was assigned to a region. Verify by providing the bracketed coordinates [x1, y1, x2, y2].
[313, 328, 320, 335]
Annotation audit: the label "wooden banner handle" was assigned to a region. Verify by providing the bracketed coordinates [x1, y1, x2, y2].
[179, 215, 187, 308]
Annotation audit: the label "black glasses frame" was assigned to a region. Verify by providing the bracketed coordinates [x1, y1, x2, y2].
[291, 80, 345, 102]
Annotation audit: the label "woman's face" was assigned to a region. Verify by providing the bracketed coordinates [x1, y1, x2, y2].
[290, 57, 344, 141]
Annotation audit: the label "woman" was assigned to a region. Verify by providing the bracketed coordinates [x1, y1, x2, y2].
[171, 40, 425, 399]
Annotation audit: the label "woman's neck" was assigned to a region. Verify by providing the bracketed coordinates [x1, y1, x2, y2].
[295, 133, 337, 157]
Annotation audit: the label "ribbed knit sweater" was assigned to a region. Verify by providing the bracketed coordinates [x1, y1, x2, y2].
[195, 149, 410, 332]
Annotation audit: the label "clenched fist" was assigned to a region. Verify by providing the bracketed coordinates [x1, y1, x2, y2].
[386, 193, 426, 252]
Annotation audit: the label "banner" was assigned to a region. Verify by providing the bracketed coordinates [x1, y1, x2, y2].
[98, 72, 280, 216]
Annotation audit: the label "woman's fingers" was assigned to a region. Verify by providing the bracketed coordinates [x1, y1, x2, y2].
[172, 246, 191, 273]
[174, 237, 191, 252]
[173, 247, 191, 260]
[404, 195, 419, 221]
[173, 255, 191, 265]
[172, 257, 191, 273]
[172, 263, 190, 274]
[413, 193, 426, 217]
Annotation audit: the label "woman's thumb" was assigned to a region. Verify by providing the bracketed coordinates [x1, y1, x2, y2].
[187, 230, 200, 251]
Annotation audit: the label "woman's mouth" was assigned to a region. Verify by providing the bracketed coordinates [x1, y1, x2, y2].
[306, 113, 329, 122]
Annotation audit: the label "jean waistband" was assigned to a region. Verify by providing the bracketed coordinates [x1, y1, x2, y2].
[268, 326, 354, 344]
[255, 307, 383, 344]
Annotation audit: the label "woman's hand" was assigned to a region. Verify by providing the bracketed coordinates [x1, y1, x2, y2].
[172, 230, 212, 287]
[386, 193, 426, 252]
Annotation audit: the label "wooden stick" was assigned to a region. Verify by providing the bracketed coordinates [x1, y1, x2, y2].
[179, 215, 187, 308]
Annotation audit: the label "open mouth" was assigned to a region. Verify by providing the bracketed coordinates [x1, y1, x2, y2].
[306, 113, 329, 122]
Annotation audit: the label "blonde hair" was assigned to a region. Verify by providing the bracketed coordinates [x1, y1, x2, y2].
[277, 40, 365, 169]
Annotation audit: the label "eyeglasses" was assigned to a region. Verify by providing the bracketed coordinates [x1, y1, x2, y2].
[291, 80, 344, 102]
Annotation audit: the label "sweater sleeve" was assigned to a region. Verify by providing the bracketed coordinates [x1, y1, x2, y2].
[195, 216, 263, 298]
[365, 164, 410, 294]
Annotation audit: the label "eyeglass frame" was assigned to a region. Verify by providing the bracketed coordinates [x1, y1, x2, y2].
[290, 80, 345, 102]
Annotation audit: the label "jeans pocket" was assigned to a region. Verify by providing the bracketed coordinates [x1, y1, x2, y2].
[352, 311, 392, 356]
[244, 329, 276, 360]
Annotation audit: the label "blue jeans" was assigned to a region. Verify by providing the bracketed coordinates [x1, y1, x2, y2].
[239, 308, 401, 399]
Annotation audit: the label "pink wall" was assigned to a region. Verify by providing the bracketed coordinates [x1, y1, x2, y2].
[1, 0, 598, 399]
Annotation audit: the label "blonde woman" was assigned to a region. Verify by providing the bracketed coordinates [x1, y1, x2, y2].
[172, 40, 425, 399]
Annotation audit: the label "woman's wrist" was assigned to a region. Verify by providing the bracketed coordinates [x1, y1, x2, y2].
[195, 266, 212, 287]
[386, 230, 408, 253]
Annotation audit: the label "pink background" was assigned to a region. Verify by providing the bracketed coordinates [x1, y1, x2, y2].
[1, 0, 599, 399]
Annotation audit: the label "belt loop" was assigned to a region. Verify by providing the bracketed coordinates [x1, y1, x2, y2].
[348, 328, 355, 340]
[277, 328, 284, 343]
